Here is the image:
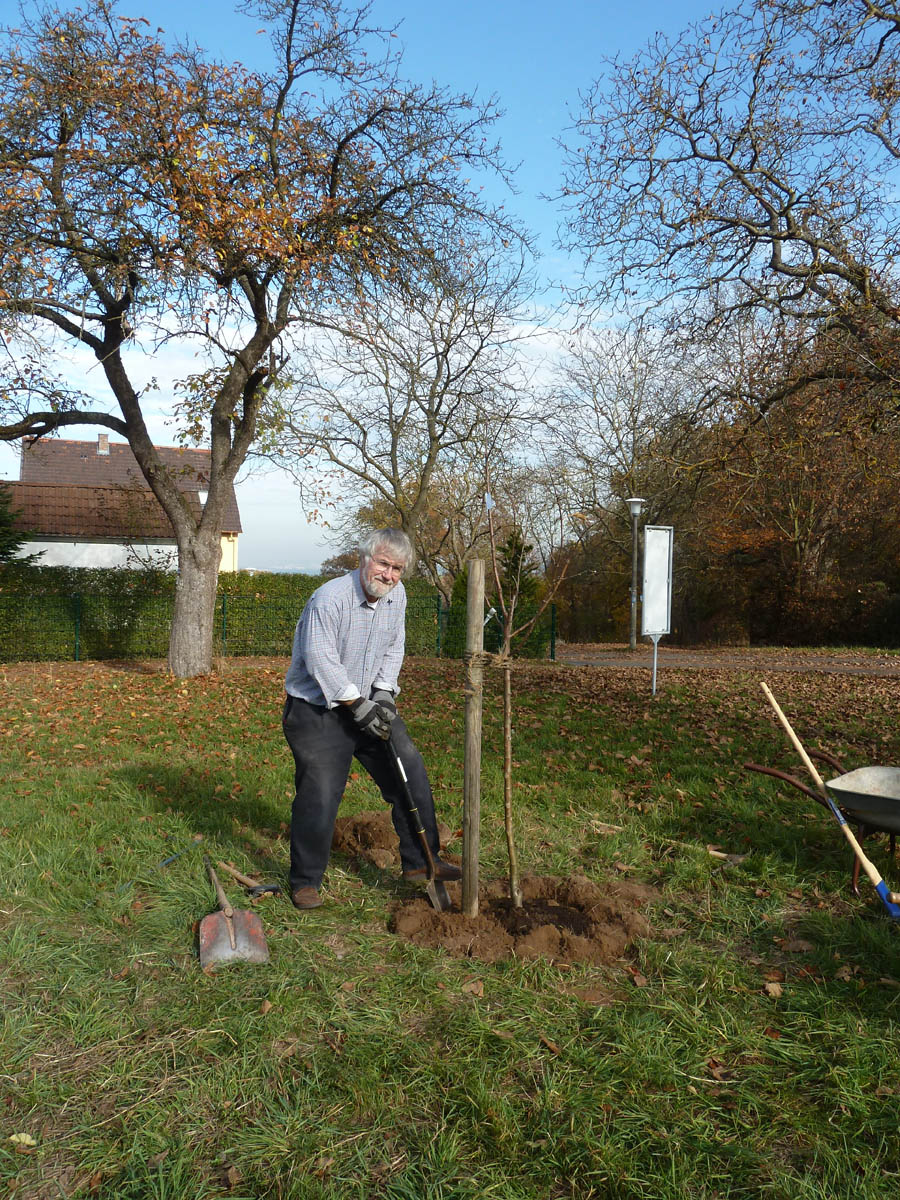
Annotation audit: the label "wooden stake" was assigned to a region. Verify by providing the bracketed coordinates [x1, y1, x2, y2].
[462, 559, 484, 917]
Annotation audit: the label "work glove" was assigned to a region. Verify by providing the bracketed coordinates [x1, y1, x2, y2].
[370, 687, 397, 713]
[348, 696, 396, 740]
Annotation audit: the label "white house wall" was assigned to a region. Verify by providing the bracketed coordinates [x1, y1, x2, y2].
[19, 536, 238, 571]
[18, 541, 179, 569]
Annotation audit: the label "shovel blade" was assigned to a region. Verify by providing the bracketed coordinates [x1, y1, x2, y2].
[425, 879, 452, 912]
[199, 908, 269, 968]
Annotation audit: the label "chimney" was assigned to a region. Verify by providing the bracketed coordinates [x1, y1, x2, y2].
[97, 434, 109, 456]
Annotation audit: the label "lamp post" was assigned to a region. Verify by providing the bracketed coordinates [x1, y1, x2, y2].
[625, 497, 645, 650]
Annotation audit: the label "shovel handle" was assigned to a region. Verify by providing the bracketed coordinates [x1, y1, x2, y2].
[388, 738, 438, 877]
[204, 856, 234, 918]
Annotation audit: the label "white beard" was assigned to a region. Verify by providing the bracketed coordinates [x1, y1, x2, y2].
[364, 576, 396, 600]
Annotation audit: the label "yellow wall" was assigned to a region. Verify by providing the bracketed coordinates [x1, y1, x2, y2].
[220, 533, 239, 573]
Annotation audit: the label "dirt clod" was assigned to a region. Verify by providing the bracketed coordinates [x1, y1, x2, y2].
[333, 809, 454, 871]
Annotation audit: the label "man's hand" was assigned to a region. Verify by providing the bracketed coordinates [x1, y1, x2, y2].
[348, 697, 396, 740]
[370, 687, 396, 712]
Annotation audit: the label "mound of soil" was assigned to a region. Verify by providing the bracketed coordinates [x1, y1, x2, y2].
[391, 873, 656, 966]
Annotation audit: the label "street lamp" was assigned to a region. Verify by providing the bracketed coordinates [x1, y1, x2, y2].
[625, 497, 645, 650]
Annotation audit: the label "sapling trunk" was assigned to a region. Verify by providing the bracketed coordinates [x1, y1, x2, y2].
[502, 660, 523, 908]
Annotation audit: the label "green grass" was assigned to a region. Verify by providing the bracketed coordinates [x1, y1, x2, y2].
[2, 656, 900, 1198]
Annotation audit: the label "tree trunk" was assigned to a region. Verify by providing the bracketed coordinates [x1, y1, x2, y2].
[167, 530, 222, 677]
[462, 559, 485, 917]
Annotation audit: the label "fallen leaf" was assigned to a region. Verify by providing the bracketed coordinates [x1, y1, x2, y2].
[706, 1057, 731, 1081]
[259, 999, 273, 1015]
[631, 972, 649, 988]
[539, 1035, 560, 1054]
[782, 938, 815, 954]
[763, 981, 783, 998]
[461, 978, 484, 997]
[313, 1156, 335, 1178]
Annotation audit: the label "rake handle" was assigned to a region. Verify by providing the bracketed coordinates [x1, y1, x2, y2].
[760, 682, 827, 794]
[759, 682, 899, 904]
[218, 861, 261, 889]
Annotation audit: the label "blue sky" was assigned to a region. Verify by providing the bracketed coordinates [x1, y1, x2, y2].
[145, 0, 716, 276]
[2, 0, 717, 569]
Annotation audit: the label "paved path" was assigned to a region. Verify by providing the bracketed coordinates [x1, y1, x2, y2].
[556, 644, 900, 678]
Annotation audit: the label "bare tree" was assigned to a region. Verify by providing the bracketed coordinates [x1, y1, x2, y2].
[0, 0, 521, 674]
[560, 0, 900, 400]
[272, 248, 535, 591]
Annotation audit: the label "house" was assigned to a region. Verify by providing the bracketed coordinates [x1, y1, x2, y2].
[9, 435, 242, 570]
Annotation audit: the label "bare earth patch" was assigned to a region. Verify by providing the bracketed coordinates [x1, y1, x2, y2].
[333, 808, 655, 966]
[391, 873, 656, 966]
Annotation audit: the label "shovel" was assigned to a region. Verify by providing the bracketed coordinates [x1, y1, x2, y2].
[387, 737, 452, 912]
[198, 856, 270, 968]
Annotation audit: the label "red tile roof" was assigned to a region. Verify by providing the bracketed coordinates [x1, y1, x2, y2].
[19, 437, 241, 533]
[9, 482, 199, 540]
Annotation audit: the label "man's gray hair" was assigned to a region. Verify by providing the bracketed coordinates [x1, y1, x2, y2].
[358, 528, 414, 571]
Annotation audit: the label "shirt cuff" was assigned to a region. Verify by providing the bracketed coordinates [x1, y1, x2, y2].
[331, 684, 360, 708]
[372, 679, 398, 696]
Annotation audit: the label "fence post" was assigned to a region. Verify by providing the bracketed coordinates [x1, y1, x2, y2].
[222, 594, 228, 658]
[462, 560, 485, 918]
[550, 603, 557, 661]
[435, 594, 443, 655]
[74, 594, 81, 662]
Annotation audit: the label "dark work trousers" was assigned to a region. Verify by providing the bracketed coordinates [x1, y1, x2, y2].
[282, 695, 442, 892]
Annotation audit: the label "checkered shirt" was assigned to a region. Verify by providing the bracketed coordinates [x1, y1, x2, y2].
[284, 569, 406, 707]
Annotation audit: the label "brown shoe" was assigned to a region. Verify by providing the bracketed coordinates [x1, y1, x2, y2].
[402, 859, 461, 883]
[291, 886, 323, 910]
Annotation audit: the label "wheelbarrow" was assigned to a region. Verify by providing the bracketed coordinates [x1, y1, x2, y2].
[746, 682, 900, 920]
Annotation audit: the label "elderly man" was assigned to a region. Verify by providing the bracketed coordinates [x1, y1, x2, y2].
[282, 528, 461, 909]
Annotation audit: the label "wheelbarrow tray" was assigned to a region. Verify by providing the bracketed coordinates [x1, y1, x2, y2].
[826, 767, 900, 835]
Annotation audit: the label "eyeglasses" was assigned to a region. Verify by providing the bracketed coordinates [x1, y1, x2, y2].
[371, 556, 405, 576]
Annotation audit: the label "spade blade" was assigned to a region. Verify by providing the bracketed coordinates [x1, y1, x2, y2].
[199, 908, 269, 969]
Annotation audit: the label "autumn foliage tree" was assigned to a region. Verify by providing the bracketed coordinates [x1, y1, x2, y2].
[0, 0, 518, 674]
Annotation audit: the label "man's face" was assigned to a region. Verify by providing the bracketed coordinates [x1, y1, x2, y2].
[361, 546, 407, 600]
